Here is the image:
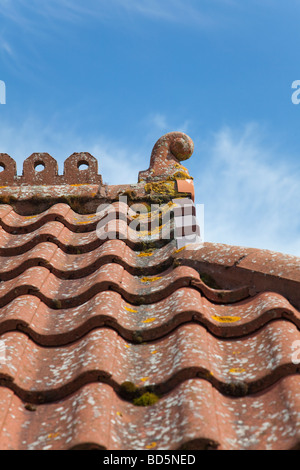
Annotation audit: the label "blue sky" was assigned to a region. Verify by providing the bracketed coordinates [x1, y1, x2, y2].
[0, 0, 299, 256]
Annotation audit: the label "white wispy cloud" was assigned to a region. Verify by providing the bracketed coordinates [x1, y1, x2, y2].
[144, 113, 191, 142]
[0, 0, 236, 73]
[196, 124, 300, 256]
[0, 38, 13, 56]
[0, 0, 230, 28]
[0, 117, 141, 185]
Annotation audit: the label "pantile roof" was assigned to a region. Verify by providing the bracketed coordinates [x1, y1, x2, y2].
[0, 132, 299, 450]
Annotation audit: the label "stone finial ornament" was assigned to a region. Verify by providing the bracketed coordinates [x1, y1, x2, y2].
[138, 132, 194, 182]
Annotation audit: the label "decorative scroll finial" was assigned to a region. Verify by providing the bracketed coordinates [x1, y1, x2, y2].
[138, 132, 194, 183]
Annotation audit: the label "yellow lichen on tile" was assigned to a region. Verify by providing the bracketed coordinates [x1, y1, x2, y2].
[124, 306, 138, 313]
[142, 318, 156, 324]
[212, 316, 241, 323]
[145, 180, 177, 195]
[141, 276, 162, 283]
[137, 252, 153, 257]
[229, 368, 246, 374]
[173, 244, 191, 254]
[146, 442, 157, 449]
[175, 163, 188, 170]
[172, 170, 192, 180]
[48, 432, 60, 439]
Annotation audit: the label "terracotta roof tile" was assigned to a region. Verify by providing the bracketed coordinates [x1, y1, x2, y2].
[0, 132, 299, 450]
[1, 377, 300, 450]
[0, 320, 299, 404]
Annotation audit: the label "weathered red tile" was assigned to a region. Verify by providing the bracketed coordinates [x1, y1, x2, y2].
[0, 377, 300, 450]
[0, 131, 299, 451]
[0, 289, 298, 346]
[0, 320, 299, 404]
